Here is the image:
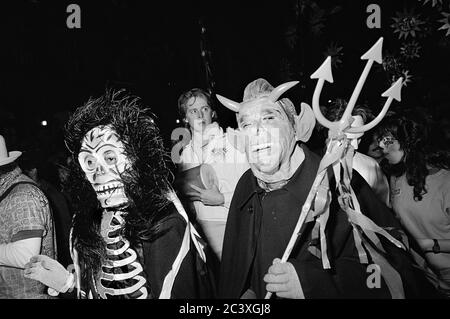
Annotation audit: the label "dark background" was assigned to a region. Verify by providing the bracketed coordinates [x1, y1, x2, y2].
[1, 0, 449, 158]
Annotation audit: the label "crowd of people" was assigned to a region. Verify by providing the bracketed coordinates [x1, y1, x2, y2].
[0, 77, 449, 299]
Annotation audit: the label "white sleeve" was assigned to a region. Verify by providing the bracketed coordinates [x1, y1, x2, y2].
[222, 191, 234, 209]
[0, 237, 42, 269]
[216, 161, 249, 209]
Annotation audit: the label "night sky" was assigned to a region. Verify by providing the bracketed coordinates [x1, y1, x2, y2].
[1, 0, 449, 156]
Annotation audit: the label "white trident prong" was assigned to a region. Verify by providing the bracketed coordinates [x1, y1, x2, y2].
[310, 56, 336, 130]
[310, 37, 398, 135]
[341, 37, 383, 127]
[347, 77, 403, 133]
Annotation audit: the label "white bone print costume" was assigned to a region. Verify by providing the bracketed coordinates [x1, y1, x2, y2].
[96, 209, 148, 298]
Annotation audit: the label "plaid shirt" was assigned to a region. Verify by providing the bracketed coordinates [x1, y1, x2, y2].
[0, 167, 55, 299]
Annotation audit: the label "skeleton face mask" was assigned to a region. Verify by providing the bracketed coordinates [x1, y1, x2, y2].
[78, 125, 130, 208]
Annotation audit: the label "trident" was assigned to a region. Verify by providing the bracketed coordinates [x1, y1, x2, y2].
[311, 37, 403, 135]
[265, 37, 403, 299]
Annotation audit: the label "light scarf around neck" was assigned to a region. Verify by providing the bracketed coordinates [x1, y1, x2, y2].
[253, 144, 305, 191]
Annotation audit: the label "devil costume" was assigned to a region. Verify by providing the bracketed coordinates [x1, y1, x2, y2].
[58, 90, 215, 299]
[219, 144, 438, 298]
[215, 76, 440, 299]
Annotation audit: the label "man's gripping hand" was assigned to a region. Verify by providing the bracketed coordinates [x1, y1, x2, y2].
[264, 258, 305, 299]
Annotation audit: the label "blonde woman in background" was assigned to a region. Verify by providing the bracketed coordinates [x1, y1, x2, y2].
[177, 88, 249, 261]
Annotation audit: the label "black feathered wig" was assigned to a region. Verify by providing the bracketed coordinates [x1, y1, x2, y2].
[64, 89, 174, 276]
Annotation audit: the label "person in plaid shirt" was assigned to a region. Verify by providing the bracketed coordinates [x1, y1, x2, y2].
[0, 135, 55, 299]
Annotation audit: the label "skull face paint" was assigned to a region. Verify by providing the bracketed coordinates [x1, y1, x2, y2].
[78, 125, 130, 208]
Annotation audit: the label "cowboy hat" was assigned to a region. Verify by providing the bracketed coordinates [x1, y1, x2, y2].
[0, 135, 21, 166]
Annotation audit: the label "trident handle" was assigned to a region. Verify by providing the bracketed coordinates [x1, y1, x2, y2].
[264, 170, 327, 299]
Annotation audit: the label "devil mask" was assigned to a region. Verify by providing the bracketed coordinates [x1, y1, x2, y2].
[216, 78, 316, 184]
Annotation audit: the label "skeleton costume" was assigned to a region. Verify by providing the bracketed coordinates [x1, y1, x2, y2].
[60, 90, 215, 299]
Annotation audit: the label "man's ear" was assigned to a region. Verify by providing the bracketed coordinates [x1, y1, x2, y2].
[294, 102, 316, 142]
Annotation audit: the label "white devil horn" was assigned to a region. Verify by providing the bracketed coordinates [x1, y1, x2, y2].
[216, 94, 240, 113]
[268, 81, 299, 102]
